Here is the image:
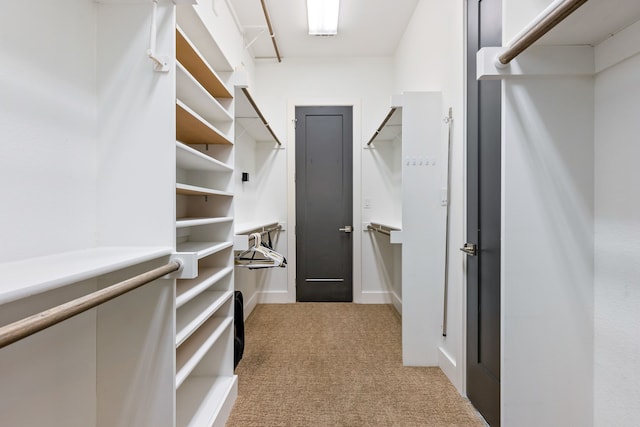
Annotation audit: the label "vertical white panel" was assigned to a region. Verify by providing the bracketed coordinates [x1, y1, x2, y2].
[502, 78, 594, 426]
[401, 91, 446, 366]
[96, 2, 175, 248]
[0, 282, 97, 427]
[0, 0, 98, 261]
[594, 51, 640, 426]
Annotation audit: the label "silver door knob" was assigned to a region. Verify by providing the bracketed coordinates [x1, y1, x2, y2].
[339, 226, 353, 233]
[460, 243, 478, 256]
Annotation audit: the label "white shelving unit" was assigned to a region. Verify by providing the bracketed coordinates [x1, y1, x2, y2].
[175, 2, 237, 425]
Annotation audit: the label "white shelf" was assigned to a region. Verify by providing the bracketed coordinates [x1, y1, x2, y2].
[176, 183, 233, 197]
[0, 246, 173, 305]
[177, 62, 232, 125]
[177, 100, 232, 146]
[176, 241, 233, 260]
[176, 4, 233, 72]
[235, 88, 281, 144]
[234, 221, 280, 236]
[176, 217, 233, 229]
[176, 316, 233, 388]
[176, 376, 237, 427]
[176, 267, 233, 308]
[534, 0, 640, 46]
[176, 290, 232, 347]
[176, 142, 233, 173]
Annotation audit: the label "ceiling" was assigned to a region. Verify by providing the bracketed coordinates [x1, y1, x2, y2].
[228, 0, 420, 60]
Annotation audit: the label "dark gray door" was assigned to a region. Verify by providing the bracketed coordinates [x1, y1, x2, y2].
[295, 106, 353, 302]
[466, 0, 501, 425]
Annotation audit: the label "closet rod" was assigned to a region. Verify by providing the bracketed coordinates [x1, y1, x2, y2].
[367, 108, 398, 145]
[248, 224, 283, 242]
[241, 88, 282, 145]
[497, 0, 589, 65]
[260, 0, 282, 63]
[0, 260, 181, 350]
[367, 223, 398, 236]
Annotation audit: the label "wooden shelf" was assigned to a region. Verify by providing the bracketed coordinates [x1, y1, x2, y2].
[177, 101, 232, 146]
[176, 27, 232, 99]
[176, 290, 232, 347]
[176, 241, 233, 260]
[0, 246, 172, 305]
[176, 142, 233, 173]
[176, 316, 233, 388]
[177, 62, 232, 126]
[235, 87, 281, 144]
[176, 7, 233, 73]
[176, 217, 233, 229]
[176, 183, 233, 197]
[176, 376, 237, 427]
[176, 267, 233, 308]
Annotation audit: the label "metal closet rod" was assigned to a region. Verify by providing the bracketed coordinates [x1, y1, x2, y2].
[0, 261, 181, 350]
[260, 0, 282, 63]
[497, 0, 589, 65]
[241, 88, 282, 145]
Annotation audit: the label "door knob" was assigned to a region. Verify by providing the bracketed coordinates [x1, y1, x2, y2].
[339, 226, 353, 233]
[460, 243, 477, 256]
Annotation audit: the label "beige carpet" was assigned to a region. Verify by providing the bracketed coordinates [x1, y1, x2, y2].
[226, 303, 486, 427]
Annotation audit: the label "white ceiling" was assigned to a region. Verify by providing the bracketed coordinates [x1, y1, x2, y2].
[228, 0, 420, 60]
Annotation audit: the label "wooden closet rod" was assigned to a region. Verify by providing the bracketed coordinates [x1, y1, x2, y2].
[367, 108, 398, 145]
[497, 0, 589, 65]
[0, 261, 181, 350]
[241, 88, 282, 145]
[367, 223, 398, 236]
[260, 0, 282, 63]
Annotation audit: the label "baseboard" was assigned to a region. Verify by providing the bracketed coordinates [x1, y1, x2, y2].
[257, 291, 293, 304]
[243, 290, 258, 320]
[391, 290, 402, 315]
[357, 291, 393, 304]
[438, 346, 461, 392]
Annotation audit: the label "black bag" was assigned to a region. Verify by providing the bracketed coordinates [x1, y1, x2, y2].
[234, 291, 245, 369]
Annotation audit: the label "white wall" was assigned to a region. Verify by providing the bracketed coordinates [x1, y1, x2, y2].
[252, 57, 395, 303]
[392, 0, 465, 389]
[594, 44, 640, 426]
[0, 0, 98, 262]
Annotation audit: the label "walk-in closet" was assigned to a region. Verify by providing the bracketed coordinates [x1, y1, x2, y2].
[1, 0, 639, 426]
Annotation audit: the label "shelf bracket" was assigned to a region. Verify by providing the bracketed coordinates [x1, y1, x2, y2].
[147, 0, 170, 73]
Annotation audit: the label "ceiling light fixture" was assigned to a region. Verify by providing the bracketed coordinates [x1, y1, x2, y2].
[307, 0, 340, 36]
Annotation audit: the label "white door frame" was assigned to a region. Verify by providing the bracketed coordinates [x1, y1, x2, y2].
[286, 98, 363, 303]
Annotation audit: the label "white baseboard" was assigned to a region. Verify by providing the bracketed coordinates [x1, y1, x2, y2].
[438, 346, 461, 392]
[257, 291, 292, 304]
[243, 290, 258, 320]
[391, 290, 402, 315]
[357, 291, 393, 304]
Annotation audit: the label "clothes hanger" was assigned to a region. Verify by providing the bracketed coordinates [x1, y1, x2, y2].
[236, 232, 286, 269]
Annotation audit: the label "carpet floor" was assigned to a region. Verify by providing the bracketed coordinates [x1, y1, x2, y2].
[226, 303, 486, 427]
